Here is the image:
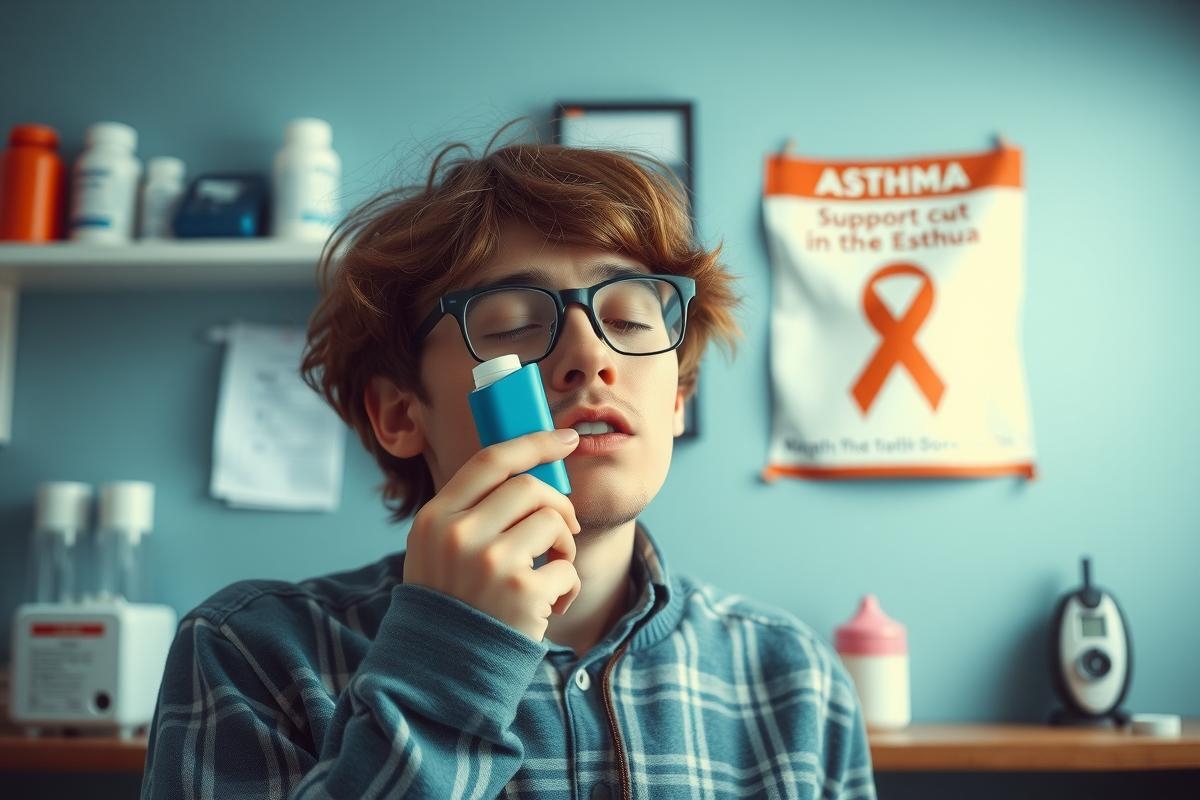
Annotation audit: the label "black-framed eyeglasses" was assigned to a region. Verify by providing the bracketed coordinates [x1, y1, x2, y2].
[415, 273, 696, 364]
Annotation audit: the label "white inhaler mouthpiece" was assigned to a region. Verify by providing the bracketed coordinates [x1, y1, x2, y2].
[472, 354, 522, 389]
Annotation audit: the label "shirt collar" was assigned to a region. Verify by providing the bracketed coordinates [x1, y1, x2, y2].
[544, 521, 683, 659]
[628, 522, 685, 651]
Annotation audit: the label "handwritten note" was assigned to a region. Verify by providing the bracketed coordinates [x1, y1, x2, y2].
[210, 322, 345, 511]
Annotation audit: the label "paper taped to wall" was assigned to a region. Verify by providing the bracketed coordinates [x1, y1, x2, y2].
[210, 321, 345, 511]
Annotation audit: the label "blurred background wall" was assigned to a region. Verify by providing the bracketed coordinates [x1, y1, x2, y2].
[2, 0, 1197, 741]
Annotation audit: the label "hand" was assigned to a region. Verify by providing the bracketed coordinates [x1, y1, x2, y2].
[403, 429, 583, 642]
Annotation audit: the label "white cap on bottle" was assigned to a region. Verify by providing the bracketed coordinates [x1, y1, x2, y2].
[85, 121, 138, 152]
[284, 118, 333, 148]
[35, 482, 93, 542]
[99, 481, 155, 541]
[472, 354, 522, 389]
[146, 156, 185, 183]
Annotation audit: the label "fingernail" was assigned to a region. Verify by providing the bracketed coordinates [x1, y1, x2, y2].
[555, 428, 579, 444]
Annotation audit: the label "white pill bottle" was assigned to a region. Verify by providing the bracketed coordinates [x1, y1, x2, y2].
[835, 594, 911, 730]
[272, 118, 340, 242]
[138, 156, 186, 239]
[70, 122, 142, 243]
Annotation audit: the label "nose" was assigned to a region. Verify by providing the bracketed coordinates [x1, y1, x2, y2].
[543, 305, 617, 392]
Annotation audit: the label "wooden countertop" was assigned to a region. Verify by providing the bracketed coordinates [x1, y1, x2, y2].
[870, 721, 1200, 771]
[1, 722, 1199, 773]
[0, 733, 149, 772]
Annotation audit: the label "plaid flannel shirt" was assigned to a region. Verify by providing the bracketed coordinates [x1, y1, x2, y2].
[142, 524, 876, 799]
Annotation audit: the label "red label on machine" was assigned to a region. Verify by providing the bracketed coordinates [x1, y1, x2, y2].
[30, 622, 106, 637]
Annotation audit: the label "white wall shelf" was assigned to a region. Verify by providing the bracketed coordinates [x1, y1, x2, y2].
[0, 239, 326, 443]
[0, 240, 324, 291]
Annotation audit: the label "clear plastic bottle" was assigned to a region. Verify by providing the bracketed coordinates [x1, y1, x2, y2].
[137, 156, 186, 239]
[27, 481, 92, 603]
[69, 121, 142, 243]
[94, 481, 155, 603]
[272, 118, 341, 242]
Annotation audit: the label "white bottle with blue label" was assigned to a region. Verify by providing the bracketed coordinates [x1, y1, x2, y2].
[469, 354, 571, 495]
[70, 122, 142, 243]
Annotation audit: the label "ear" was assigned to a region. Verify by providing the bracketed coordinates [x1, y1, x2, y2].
[364, 376, 427, 458]
[672, 387, 688, 437]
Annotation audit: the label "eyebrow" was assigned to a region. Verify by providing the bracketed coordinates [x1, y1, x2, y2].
[471, 261, 648, 290]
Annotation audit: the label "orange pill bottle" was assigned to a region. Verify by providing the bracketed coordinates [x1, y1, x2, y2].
[0, 124, 66, 241]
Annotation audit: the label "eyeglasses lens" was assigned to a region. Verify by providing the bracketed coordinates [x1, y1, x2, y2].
[463, 278, 683, 361]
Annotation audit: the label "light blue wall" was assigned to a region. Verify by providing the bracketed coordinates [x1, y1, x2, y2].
[2, 0, 1198, 724]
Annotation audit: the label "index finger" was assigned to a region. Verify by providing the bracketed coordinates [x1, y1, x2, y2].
[438, 428, 579, 513]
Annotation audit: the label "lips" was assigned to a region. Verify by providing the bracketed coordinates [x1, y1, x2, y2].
[556, 407, 633, 436]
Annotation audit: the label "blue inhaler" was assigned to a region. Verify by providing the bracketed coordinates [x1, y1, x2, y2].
[468, 354, 572, 495]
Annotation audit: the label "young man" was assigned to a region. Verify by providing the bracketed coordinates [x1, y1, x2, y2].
[142, 139, 877, 799]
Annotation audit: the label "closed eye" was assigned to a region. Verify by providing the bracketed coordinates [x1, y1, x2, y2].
[603, 319, 655, 333]
[485, 324, 546, 341]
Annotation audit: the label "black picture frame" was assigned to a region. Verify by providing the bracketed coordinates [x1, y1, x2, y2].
[553, 101, 700, 439]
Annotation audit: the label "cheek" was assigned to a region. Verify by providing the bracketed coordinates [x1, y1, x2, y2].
[418, 353, 484, 482]
[639, 359, 681, 432]
[422, 392, 483, 487]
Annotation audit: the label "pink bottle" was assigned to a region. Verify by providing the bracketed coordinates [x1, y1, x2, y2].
[835, 595, 911, 729]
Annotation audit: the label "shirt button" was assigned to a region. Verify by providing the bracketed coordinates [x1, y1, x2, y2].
[574, 669, 592, 691]
[589, 781, 614, 800]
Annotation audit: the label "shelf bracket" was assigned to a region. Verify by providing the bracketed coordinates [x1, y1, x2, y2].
[0, 283, 16, 445]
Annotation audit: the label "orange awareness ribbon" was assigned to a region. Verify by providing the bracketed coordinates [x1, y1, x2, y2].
[851, 263, 945, 414]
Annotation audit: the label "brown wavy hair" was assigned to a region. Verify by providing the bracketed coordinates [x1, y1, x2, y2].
[301, 133, 741, 521]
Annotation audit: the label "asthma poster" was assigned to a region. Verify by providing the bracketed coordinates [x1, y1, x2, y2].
[762, 145, 1036, 480]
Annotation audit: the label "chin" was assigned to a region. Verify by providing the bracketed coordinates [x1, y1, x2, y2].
[570, 483, 649, 533]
